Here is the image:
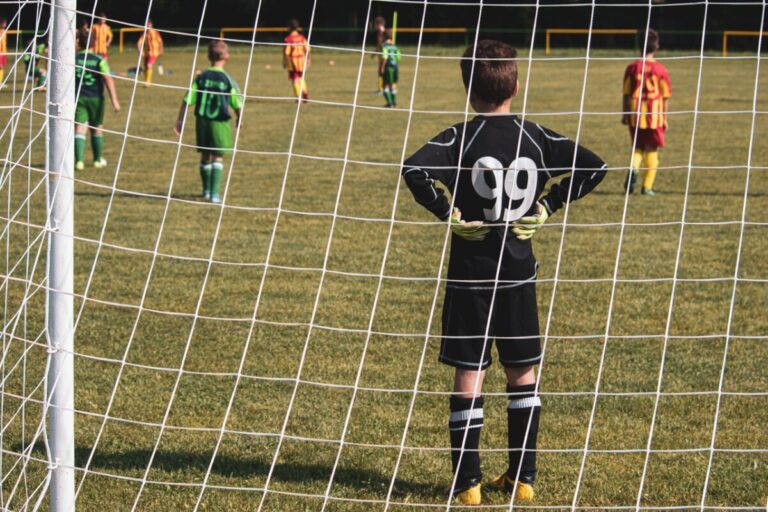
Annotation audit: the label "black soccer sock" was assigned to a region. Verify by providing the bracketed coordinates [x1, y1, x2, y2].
[506, 383, 540, 484]
[448, 395, 484, 489]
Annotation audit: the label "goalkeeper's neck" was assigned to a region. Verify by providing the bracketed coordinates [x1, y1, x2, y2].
[468, 80, 518, 114]
[470, 96, 513, 115]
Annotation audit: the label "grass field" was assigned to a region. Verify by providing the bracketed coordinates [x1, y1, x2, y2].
[1, 42, 767, 510]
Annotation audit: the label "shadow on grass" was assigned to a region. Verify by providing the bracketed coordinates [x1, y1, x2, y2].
[74, 190, 207, 202]
[591, 187, 767, 197]
[14, 442, 443, 497]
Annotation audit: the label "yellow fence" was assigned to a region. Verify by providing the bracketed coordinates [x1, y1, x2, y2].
[219, 26, 466, 40]
[722, 30, 767, 57]
[220, 27, 288, 40]
[545, 28, 638, 55]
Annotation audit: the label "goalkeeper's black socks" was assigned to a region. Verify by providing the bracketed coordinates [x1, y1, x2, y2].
[506, 383, 540, 484]
[449, 395, 484, 490]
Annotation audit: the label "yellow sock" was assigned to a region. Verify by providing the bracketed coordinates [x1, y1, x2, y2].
[301, 80, 308, 97]
[643, 150, 659, 190]
[632, 149, 643, 172]
[377, 76, 383, 92]
[0, 68, 4, 84]
[292, 80, 301, 97]
[145, 67, 153, 84]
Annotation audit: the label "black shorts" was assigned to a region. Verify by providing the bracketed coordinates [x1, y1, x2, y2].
[439, 284, 542, 371]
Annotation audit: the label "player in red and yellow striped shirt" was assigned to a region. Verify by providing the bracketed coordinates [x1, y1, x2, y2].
[90, 14, 113, 59]
[0, 18, 8, 85]
[622, 29, 672, 196]
[137, 20, 163, 86]
[283, 19, 309, 101]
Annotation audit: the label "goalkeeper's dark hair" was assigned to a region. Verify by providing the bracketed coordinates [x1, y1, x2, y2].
[288, 19, 301, 32]
[208, 39, 228, 62]
[461, 40, 518, 106]
[645, 29, 660, 54]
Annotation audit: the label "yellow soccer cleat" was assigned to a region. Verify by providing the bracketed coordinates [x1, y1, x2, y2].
[93, 158, 108, 169]
[75, 161, 84, 171]
[454, 482, 481, 506]
[488, 473, 534, 501]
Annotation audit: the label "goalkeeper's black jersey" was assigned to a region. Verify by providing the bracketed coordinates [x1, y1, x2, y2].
[402, 114, 607, 289]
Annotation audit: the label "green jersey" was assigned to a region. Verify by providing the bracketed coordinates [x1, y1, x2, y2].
[75, 50, 110, 98]
[184, 68, 243, 122]
[381, 41, 401, 69]
[23, 42, 46, 68]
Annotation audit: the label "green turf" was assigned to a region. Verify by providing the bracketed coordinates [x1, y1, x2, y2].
[0, 44, 767, 510]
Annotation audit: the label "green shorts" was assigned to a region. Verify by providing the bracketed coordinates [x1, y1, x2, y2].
[382, 66, 398, 86]
[75, 96, 105, 127]
[196, 117, 233, 155]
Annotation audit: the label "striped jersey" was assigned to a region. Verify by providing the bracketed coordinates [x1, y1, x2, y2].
[623, 59, 672, 130]
[91, 23, 113, 55]
[184, 67, 243, 122]
[75, 50, 110, 97]
[284, 31, 308, 72]
[138, 29, 163, 58]
[402, 115, 607, 287]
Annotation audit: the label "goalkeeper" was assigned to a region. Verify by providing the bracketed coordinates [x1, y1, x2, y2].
[174, 39, 242, 204]
[401, 39, 607, 506]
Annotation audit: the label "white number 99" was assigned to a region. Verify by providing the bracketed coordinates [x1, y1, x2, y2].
[471, 156, 538, 222]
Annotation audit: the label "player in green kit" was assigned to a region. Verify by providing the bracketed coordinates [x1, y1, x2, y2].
[23, 37, 47, 89]
[174, 40, 242, 204]
[74, 31, 120, 171]
[379, 29, 400, 108]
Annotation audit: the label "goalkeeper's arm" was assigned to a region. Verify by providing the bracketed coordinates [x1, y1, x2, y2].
[512, 139, 607, 241]
[401, 165, 452, 221]
[538, 144, 608, 216]
[401, 127, 459, 221]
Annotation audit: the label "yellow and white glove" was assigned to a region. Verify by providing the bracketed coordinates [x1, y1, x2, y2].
[450, 207, 489, 242]
[512, 201, 550, 241]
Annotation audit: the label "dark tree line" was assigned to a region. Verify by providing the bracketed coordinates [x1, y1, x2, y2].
[5, 0, 766, 51]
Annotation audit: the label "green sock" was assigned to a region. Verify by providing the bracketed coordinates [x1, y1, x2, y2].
[199, 162, 212, 195]
[74, 134, 86, 163]
[91, 134, 103, 162]
[391, 88, 397, 106]
[211, 160, 223, 198]
[383, 89, 392, 106]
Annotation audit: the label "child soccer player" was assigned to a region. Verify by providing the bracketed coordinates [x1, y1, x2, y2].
[174, 40, 242, 204]
[0, 19, 7, 85]
[90, 13, 113, 59]
[283, 19, 309, 101]
[402, 40, 607, 506]
[137, 20, 163, 86]
[372, 16, 386, 94]
[379, 29, 400, 108]
[74, 30, 121, 171]
[622, 29, 671, 196]
[23, 36, 47, 89]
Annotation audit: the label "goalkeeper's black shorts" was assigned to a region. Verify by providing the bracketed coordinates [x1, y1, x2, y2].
[439, 283, 541, 371]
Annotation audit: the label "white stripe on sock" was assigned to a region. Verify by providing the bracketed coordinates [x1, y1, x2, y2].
[508, 396, 541, 410]
[450, 408, 483, 423]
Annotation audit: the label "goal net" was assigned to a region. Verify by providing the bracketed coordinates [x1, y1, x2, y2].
[1, 0, 766, 510]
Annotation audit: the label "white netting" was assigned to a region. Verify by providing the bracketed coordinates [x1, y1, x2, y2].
[1, 0, 767, 510]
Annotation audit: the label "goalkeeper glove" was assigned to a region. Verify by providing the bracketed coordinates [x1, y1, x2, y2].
[512, 201, 550, 241]
[450, 208, 489, 242]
